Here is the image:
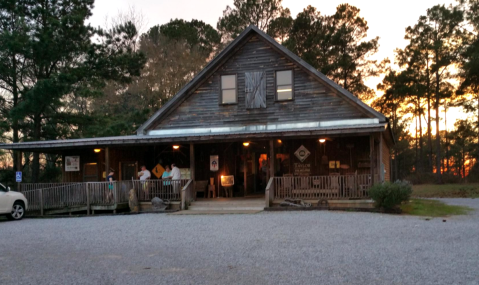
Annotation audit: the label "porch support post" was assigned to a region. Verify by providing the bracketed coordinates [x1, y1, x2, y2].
[378, 134, 383, 183]
[370, 134, 375, 186]
[105, 147, 110, 175]
[190, 143, 195, 197]
[243, 147, 247, 196]
[269, 140, 274, 179]
[269, 139, 275, 207]
[16, 151, 22, 190]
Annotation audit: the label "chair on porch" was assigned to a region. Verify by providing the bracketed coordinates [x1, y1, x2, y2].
[346, 173, 357, 198]
[194, 180, 208, 199]
[330, 174, 340, 198]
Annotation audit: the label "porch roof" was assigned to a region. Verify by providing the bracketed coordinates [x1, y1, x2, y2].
[0, 121, 388, 152]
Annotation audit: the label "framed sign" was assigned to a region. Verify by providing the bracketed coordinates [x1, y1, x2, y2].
[294, 145, 310, 162]
[221, 175, 234, 187]
[210, 155, 219, 172]
[152, 164, 165, 178]
[329, 161, 340, 169]
[65, 156, 80, 172]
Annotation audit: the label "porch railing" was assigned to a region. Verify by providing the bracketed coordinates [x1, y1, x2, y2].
[19, 183, 77, 192]
[21, 179, 191, 215]
[273, 174, 372, 200]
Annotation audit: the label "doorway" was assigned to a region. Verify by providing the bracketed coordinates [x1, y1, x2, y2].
[243, 141, 269, 196]
[120, 161, 138, 181]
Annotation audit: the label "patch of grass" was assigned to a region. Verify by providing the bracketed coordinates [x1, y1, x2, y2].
[412, 183, 479, 198]
[401, 199, 473, 217]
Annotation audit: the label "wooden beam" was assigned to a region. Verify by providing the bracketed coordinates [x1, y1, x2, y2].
[16, 151, 22, 190]
[378, 134, 383, 182]
[370, 134, 374, 185]
[105, 147, 110, 179]
[244, 147, 247, 196]
[269, 139, 275, 179]
[190, 143, 195, 197]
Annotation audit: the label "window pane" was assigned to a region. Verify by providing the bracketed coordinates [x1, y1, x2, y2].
[277, 84, 292, 100]
[276, 70, 292, 85]
[221, 75, 236, 89]
[222, 89, 236, 104]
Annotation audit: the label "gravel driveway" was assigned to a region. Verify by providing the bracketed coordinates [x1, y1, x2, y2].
[1, 199, 478, 285]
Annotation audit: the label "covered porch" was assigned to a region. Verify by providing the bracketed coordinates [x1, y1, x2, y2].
[3, 122, 391, 214]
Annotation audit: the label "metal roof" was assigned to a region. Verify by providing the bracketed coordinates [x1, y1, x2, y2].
[0, 122, 387, 152]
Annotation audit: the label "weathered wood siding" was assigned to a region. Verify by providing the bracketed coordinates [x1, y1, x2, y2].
[150, 35, 372, 130]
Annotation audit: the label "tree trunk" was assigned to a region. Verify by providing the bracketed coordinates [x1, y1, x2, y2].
[418, 97, 423, 173]
[426, 53, 433, 173]
[435, 71, 442, 184]
[12, 56, 20, 171]
[427, 96, 433, 173]
[415, 107, 419, 172]
[477, 94, 479, 162]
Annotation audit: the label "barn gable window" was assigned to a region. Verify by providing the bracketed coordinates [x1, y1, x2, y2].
[220, 75, 237, 104]
[276, 70, 293, 101]
[245, 71, 266, 109]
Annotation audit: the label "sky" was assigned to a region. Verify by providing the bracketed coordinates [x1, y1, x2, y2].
[88, 0, 468, 133]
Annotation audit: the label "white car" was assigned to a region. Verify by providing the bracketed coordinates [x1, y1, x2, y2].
[0, 183, 28, 220]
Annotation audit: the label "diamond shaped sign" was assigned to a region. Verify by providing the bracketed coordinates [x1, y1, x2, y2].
[294, 145, 310, 162]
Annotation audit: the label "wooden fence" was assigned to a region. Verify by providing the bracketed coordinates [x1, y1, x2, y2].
[20, 179, 191, 215]
[19, 183, 77, 192]
[273, 174, 372, 200]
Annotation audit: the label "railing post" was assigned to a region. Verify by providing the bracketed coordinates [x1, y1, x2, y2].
[181, 185, 185, 210]
[113, 182, 118, 214]
[40, 188, 44, 216]
[86, 183, 90, 215]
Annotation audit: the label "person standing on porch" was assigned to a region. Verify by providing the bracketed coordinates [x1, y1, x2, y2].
[138, 165, 151, 198]
[162, 165, 171, 186]
[167, 163, 181, 194]
[106, 170, 115, 203]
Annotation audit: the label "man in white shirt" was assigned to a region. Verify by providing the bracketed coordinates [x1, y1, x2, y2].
[138, 166, 151, 196]
[138, 166, 151, 181]
[168, 163, 181, 180]
[167, 163, 181, 193]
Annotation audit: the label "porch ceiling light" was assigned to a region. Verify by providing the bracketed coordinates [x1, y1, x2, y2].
[319, 139, 326, 143]
[243, 142, 250, 147]
[94, 149, 101, 153]
[277, 139, 282, 143]
[173, 145, 180, 150]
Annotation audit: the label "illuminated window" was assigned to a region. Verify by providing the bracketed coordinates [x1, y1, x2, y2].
[276, 70, 293, 101]
[221, 75, 237, 104]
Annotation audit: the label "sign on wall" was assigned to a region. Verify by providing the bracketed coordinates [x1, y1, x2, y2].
[65, 156, 80, 172]
[221, 175, 234, 187]
[294, 145, 310, 162]
[15, 171, 22, 182]
[294, 163, 311, 176]
[152, 164, 165, 178]
[210, 155, 219, 172]
[329, 161, 340, 169]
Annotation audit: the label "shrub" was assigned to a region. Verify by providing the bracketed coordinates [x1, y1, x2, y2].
[369, 180, 412, 210]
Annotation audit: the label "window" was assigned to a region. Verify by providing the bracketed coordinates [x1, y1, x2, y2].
[276, 70, 293, 101]
[221, 75, 237, 104]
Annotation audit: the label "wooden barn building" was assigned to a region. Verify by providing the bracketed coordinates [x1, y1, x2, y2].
[1, 26, 394, 213]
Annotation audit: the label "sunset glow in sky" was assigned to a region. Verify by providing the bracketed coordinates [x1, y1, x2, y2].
[88, 0, 469, 134]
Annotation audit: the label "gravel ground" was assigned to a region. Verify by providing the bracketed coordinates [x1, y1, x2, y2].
[1, 198, 478, 285]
